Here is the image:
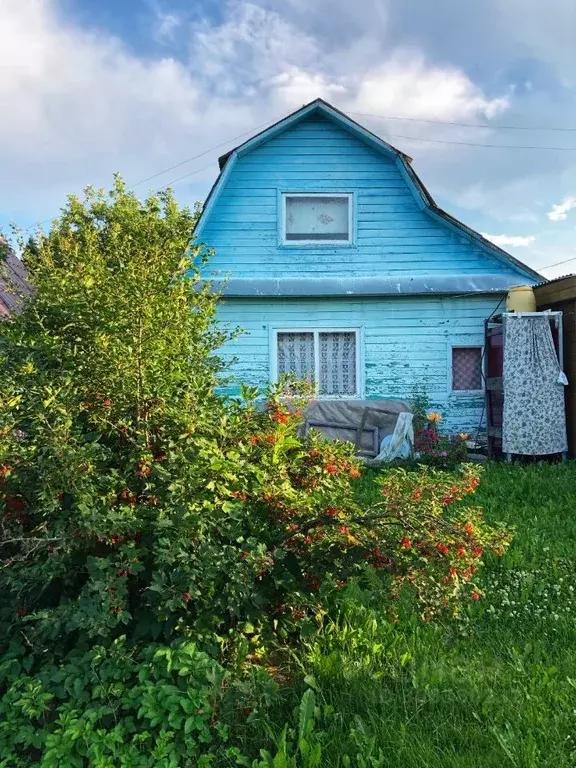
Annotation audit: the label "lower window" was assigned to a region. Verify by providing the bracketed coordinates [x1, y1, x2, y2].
[452, 346, 483, 391]
[275, 329, 360, 397]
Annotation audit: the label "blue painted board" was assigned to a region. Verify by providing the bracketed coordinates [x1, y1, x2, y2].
[215, 294, 502, 434]
[200, 113, 534, 281]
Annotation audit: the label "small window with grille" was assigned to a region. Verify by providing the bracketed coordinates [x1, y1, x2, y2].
[452, 346, 483, 391]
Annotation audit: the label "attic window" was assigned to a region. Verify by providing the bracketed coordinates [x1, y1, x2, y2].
[282, 194, 352, 244]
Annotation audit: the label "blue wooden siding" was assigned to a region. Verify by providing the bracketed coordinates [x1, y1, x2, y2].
[200, 113, 524, 280]
[216, 294, 500, 433]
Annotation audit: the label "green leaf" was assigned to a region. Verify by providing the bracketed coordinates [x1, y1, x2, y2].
[298, 689, 315, 744]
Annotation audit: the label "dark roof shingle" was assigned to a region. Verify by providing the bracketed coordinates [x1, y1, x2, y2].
[0, 245, 32, 317]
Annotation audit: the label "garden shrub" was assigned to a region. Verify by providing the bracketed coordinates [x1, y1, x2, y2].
[0, 180, 511, 763]
[0, 637, 229, 767]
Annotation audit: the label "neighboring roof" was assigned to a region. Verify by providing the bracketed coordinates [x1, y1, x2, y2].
[534, 274, 576, 306]
[195, 98, 542, 284]
[0, 246, 32, 317]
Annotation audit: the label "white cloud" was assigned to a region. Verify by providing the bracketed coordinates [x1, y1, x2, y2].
[481, 233, 536, 248]
[189, 2, 321, 96]
[190, 5, 509, 119]
[0, 0, 515, 229]
[350, 54, 509, 121]
[156, 12, 181, 42]
[547, 196, 576, 222]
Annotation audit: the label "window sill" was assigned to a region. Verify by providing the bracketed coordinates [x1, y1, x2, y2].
[279, 393, 363, 401]
[278, 241, 356, 249]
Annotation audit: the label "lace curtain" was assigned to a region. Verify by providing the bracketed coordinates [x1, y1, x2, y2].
[276, 331, 357, 395]
[452, 347, 482, 390]
[277, 332, 315, 383]
[285, 196, 349, 241]
[319, 332, 357, 396]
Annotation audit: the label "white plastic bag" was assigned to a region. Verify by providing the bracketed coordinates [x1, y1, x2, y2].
[373, 412, 414, 462]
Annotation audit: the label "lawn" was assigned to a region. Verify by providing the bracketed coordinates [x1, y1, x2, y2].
[228, 462, 576, 768]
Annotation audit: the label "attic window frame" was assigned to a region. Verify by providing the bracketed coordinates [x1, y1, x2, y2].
[280, 193, 354, 246]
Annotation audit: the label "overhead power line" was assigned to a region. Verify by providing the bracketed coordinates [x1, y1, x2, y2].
[350, 110, 576, 132]
[18, 115, 283, 233]
[128, 114, 284, 190]
[13, 106, 576, 236]
[539, 256, 576, 271]
[157, 162, 215, 190]
[382, 132, 576, 151]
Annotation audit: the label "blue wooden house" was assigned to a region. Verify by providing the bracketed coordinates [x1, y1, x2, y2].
[194, 99, 540, 432]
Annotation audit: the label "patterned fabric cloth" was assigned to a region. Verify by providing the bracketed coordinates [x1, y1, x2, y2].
[502, 315, 567, 455]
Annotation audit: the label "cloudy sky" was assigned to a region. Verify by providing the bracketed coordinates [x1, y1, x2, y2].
[1, 0, 576, 277]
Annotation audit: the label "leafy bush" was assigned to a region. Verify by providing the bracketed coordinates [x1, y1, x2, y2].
[413, 411, 468, 469]
[0, 638, 229, 767]
[0, 181, 509, 662]
[0, 180, 512, 764]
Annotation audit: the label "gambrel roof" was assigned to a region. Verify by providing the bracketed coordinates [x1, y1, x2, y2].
[195, 98, 541, 284]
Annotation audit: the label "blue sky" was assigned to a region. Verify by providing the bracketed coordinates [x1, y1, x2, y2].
[1, 0, 576, 276]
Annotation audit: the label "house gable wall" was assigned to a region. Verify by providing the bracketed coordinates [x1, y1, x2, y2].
[200, 112, 535, 282]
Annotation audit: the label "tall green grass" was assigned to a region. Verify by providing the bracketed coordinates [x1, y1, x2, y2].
[226, 463, 576, 767]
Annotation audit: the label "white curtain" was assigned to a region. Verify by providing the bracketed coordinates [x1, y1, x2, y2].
[285, 197, 349, 240]
[277, 332, 315, 383]
[319, 332, 357, 396]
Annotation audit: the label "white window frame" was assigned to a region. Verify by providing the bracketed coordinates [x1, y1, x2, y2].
[449, 344, 484, 395]
[280, 193, 354, 246]
[270, 327, 363, 398]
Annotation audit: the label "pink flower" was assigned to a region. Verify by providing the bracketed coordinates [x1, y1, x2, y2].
[440, 451, 448, 457]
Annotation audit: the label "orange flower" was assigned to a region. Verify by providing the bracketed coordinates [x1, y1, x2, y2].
[271, 410, 289, 424]
[339, 525, 350, 535]
[400, 536, 412, 550]
[426, 412, 443, 423]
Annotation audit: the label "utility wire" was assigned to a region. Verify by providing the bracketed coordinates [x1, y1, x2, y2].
[350, 110, 576, 132]
[12, 108, 576, 236]
[538, 256, 576, 271]
[17, 115, 283, 233]
[381, 132, 576, 151]
[157, 162, 215, 190]
[128, 114, 283, 190]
